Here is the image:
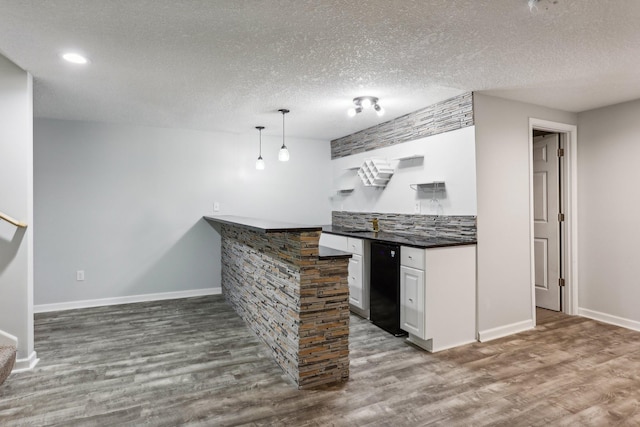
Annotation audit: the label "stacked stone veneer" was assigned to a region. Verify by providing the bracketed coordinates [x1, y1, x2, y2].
[331, 92, 474, 159]
[220, 224, 350, 389]
[332, 211, 477, 241]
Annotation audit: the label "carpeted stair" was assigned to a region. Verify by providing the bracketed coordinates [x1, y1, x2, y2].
[0, 345, 17, 386]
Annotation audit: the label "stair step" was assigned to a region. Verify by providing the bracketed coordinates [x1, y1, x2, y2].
[0, 345, 17, 386]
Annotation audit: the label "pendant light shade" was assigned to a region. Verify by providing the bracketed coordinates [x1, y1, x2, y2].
[278, 108, 290, 162]
[278, 146, 290, 162]
[255, 126, 265, 170]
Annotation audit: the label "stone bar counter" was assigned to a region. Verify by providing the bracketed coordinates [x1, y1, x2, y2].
[204, 215, 352, 389]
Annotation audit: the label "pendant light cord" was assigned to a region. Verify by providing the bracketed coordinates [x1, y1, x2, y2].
[278, 109, 289, 149]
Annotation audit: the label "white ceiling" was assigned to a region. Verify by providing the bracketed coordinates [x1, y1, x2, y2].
[1, 0, 639, 141]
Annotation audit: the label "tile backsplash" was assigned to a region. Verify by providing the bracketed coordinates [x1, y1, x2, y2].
[330, 92, 474, 159]
[332, 211, 476, 241]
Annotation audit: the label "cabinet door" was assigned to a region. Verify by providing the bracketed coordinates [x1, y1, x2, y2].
[348, 254, 364, 308]
[347, 237, 363, 255]
[400, 265, 425, 338]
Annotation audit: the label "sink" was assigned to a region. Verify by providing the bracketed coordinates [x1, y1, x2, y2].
[343, 229, 373, 233]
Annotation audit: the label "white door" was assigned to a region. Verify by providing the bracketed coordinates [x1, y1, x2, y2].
[400, 265, 424, 338]
[348, 254, 363, 308]
[533, 134, 561, 311]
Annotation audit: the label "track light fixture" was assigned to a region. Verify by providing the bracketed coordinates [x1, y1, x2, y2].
[278, 109, 290, 162]
[347, 96, 385, 117]
[255, 126, 265, 170]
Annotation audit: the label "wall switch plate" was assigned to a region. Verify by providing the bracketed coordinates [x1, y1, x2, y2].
[76, 270, 85, 281]
[213, 202, 220, 212]
[414, 201, 421, 213]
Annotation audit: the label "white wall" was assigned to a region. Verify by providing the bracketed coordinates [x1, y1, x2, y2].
[577, 99, 640, 327]
[474, 94, 577, 338]
[330, 126, 477, 215]
[0, 54, 35, 367]
[34, 119, 332, 306]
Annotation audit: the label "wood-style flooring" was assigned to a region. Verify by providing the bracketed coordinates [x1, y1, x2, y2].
[1, 296, 640, 426]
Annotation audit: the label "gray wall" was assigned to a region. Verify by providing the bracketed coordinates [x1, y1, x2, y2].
[0, 54, 34, 364]
[330, 126, 477, 215]
[474, 94, 577, 337]
[34, 119, 332, 306]
[577, 99, 640, 326]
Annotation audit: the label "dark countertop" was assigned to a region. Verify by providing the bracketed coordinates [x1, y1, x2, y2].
[204, 215, 322, 233]
[318, 246, 352, 260]
[322, 225, 477, 249]
[204, 215, 351, 260]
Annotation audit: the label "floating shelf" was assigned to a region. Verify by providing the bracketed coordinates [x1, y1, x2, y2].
[410, 181, 446, 192]
[358, 159, 394, 188]
[344, 166, 361, 171]
[336, 188, 354, 194]
[395, 154, 424, 161]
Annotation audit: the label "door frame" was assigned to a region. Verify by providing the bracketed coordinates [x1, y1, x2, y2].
[528, 118, 578, 321]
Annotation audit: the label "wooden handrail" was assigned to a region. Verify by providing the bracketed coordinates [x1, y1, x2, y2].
[0, 211, 27, 228]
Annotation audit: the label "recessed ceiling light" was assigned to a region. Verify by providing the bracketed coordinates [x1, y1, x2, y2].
[62, 52, 88, 64]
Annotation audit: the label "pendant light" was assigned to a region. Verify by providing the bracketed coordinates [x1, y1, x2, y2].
[255, 126, 265, 170]
[278, 108, 290, 162]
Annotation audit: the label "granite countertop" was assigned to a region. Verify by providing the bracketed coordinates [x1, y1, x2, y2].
[322, 225, 477, 249]
[204, 215, 351, 260]
[204, 215, 322, 233]
[318, 246, 352, 260]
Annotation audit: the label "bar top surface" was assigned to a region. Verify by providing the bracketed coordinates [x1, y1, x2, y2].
[322, 225, 477, 249]
[204, 215, 323, 234]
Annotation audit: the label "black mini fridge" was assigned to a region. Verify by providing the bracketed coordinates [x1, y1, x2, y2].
[369, 241, 406, 336]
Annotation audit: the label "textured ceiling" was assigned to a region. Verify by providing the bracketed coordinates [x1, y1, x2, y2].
[1, 0, 639, 141]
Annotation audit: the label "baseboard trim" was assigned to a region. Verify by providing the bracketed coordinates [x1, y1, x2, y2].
[478, 319, 534, 342]
[578, 307, 640, 332]
[0, 329, 18, 347]
[12, 351, 38, 373]
[34, 287, 222, 313]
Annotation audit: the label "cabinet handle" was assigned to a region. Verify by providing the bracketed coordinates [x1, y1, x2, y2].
[408, 256, 413, 259]
[409, 298, 413, 303]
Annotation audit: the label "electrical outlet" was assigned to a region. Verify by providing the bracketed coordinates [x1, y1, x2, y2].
[76, 270, 85, 281]
[213, 202, 220, 212]
[414, 201, 421, 213]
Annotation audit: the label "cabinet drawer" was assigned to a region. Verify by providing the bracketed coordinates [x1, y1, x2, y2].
[347, 237, 364, 255]
[401, 246, 425, 270]
[319, 233, 348, 251]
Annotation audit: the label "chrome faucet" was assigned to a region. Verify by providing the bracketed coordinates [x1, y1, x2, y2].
[371, 218, 379, 233]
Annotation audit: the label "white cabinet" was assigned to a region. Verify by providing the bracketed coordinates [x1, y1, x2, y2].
[347, 237, 363, 256]
[319, 233, 369, 317]
[400, 245, 477, 353]
[400, 265, 424, 337]
[346, 237, 369, 314]
[348, 253, 364, 307]
[319, 233, 348, 252]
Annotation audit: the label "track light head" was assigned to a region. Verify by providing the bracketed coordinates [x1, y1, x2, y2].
[348, 96, 382, 117]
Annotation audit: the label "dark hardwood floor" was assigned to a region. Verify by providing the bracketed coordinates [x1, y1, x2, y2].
[1, 296, 639, 426]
